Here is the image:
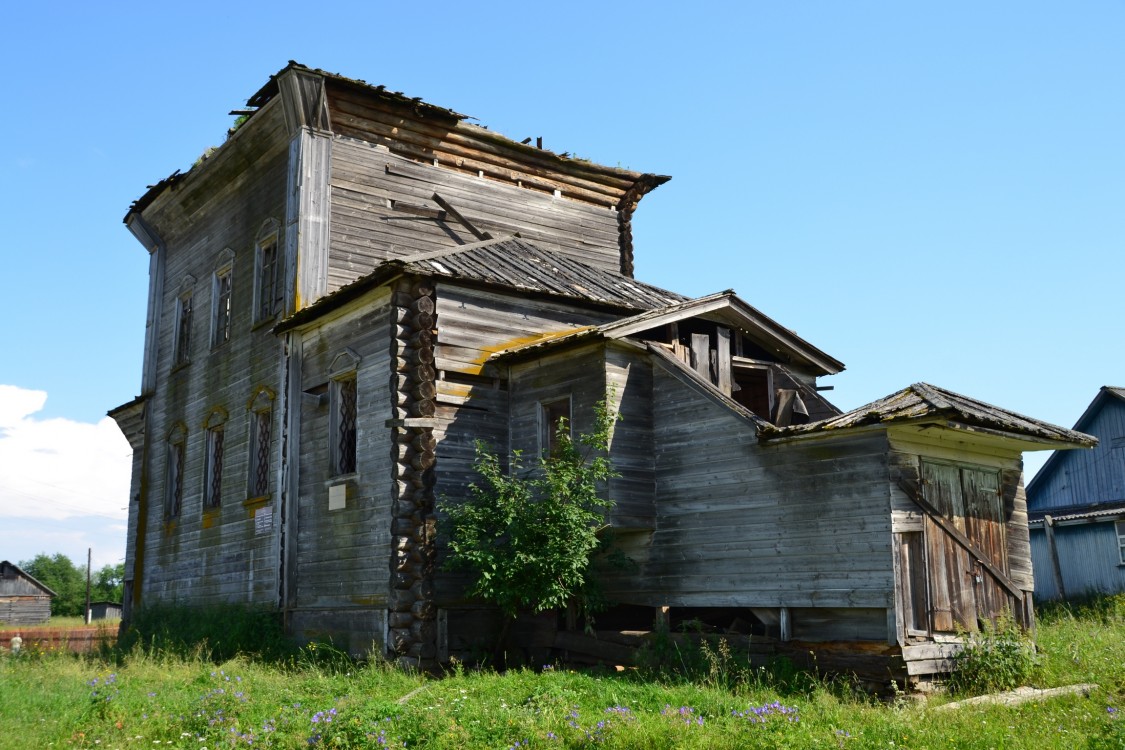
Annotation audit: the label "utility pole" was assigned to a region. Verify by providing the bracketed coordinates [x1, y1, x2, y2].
[85, 548, 92, 625]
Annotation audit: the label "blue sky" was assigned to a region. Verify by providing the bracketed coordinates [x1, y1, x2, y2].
[1, 1, 1123, 568]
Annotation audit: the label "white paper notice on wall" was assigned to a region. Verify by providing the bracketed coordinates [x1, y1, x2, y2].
[255, 506, 272, 535]
[329, 483, 347, 511]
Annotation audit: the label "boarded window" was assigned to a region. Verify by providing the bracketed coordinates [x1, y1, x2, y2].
[174, 292, 193, 366]
[204, 425, 224, 509]
[332, 376, 358, 475]
[540, 398, 572, 456]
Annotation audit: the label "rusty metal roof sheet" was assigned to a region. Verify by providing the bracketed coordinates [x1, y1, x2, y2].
[765, 382, 1097, 447]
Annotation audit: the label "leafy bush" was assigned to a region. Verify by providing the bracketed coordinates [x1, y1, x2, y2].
[440, 398, 618, 621]
[947, 614, 1040, 695]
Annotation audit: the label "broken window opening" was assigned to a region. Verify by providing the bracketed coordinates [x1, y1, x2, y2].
[539, 397, 572, 457]
[173, 292, 193, 367]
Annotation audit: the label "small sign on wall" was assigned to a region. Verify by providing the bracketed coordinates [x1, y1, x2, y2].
[329, 483, 347, 511]
[255, 506, 272, 535]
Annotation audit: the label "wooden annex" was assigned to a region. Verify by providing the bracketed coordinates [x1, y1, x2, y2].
[111, 62, 1094, 685]
[0, 560, 55, 626]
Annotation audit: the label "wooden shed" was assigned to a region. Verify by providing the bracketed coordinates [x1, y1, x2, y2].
[89, 601, 123, 621]
[0, 561, 55, 626]
[110, 62, 1095, 683]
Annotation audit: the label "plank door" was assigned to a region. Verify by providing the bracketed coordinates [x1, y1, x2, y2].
[962, 468, 1008, 620]
[921, 461, 977, 633]
[917, 460, 1008, 634]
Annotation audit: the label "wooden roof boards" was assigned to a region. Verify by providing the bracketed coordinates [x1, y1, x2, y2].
[0, 561, 57, 598]
[489, 290, 845, 377]
[764, 382, 1097, 449]
[127, 62, 670, 228]
[276, 238, 684, 333]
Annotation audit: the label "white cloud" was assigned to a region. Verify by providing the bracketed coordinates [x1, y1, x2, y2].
[0, 385, 131, 524]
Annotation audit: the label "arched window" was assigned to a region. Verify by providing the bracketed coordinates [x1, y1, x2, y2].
[164, 423, 188, 520]
[211, 248, 235, 347]
[247, 387, 276, 499]
[202, 407, 229, 510]
[253, 219, 283, 324]
[173, 275, 196, 366]
[329, 350, 361, 476]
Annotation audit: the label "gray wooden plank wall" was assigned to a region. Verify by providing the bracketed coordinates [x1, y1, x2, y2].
[1028, 398, 1125, 511]
[613, 365, 896, 610]
[886, 431, 1031, 591]
[604, 345, 655, 528]
[327, 137, 623, 291]
[138, 101, 291, 608]
[295, 296, 394, 611]
[433, 285, 614, 377]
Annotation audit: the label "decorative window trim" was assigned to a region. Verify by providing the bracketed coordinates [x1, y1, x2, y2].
[202, 408, 229, 511]
[164, 423, 188, 520]
[247, 386, 276, 502]
[539, 396, 572, 457]
[253, 219, 283, 326]
[329, 350, 361, 477]
[211, 249, 235, 349]
[172, 275, 196, 368]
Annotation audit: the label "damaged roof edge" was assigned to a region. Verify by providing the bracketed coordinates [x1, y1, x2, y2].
[125, 62, 669, 230]
[760, 382, 1098, 449]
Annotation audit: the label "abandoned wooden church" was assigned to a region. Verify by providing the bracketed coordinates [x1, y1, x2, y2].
[110, 62, 1094, 683]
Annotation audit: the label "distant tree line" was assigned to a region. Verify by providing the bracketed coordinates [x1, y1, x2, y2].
[18, 554, 124, 617]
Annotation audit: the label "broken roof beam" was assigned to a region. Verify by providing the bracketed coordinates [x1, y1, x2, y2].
[431, 193, 491, 241]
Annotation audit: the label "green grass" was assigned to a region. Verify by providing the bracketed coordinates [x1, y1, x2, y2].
[0, 616, 91, 631]
[1, 596, 1122, 749]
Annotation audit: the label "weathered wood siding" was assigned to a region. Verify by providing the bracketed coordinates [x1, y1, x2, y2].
[327, 136, 623, 290]
[1028, 397, 1125, 512]
[290, 292, 394, 648]
[0, 563, 52, 626]
[0, 597, 51, 626]
[136, 100, 291, 608]
[616, 363, 895, 612]
[1030, 523, 1125, 599]
[431, 284, 615, 607]
[604, 345, 655, 528]
[887, 428, 1030, 640]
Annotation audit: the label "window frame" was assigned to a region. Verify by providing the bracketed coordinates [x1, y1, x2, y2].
[1116, 520, 1125, 566]
[164, 424, 187, 520]
[331, 374, 358, 476]
[539, 396, 573, 457]
[253, 220, 283, 326]
[247, 388, 275, 501]
[172, 276, 196, 367]
[211, 249, 234, 349]
[202, 408, 228, 511]
[328, 349, 361, 477]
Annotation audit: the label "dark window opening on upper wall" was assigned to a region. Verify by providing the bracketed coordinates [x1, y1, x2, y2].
[540, 397, 572, 457]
